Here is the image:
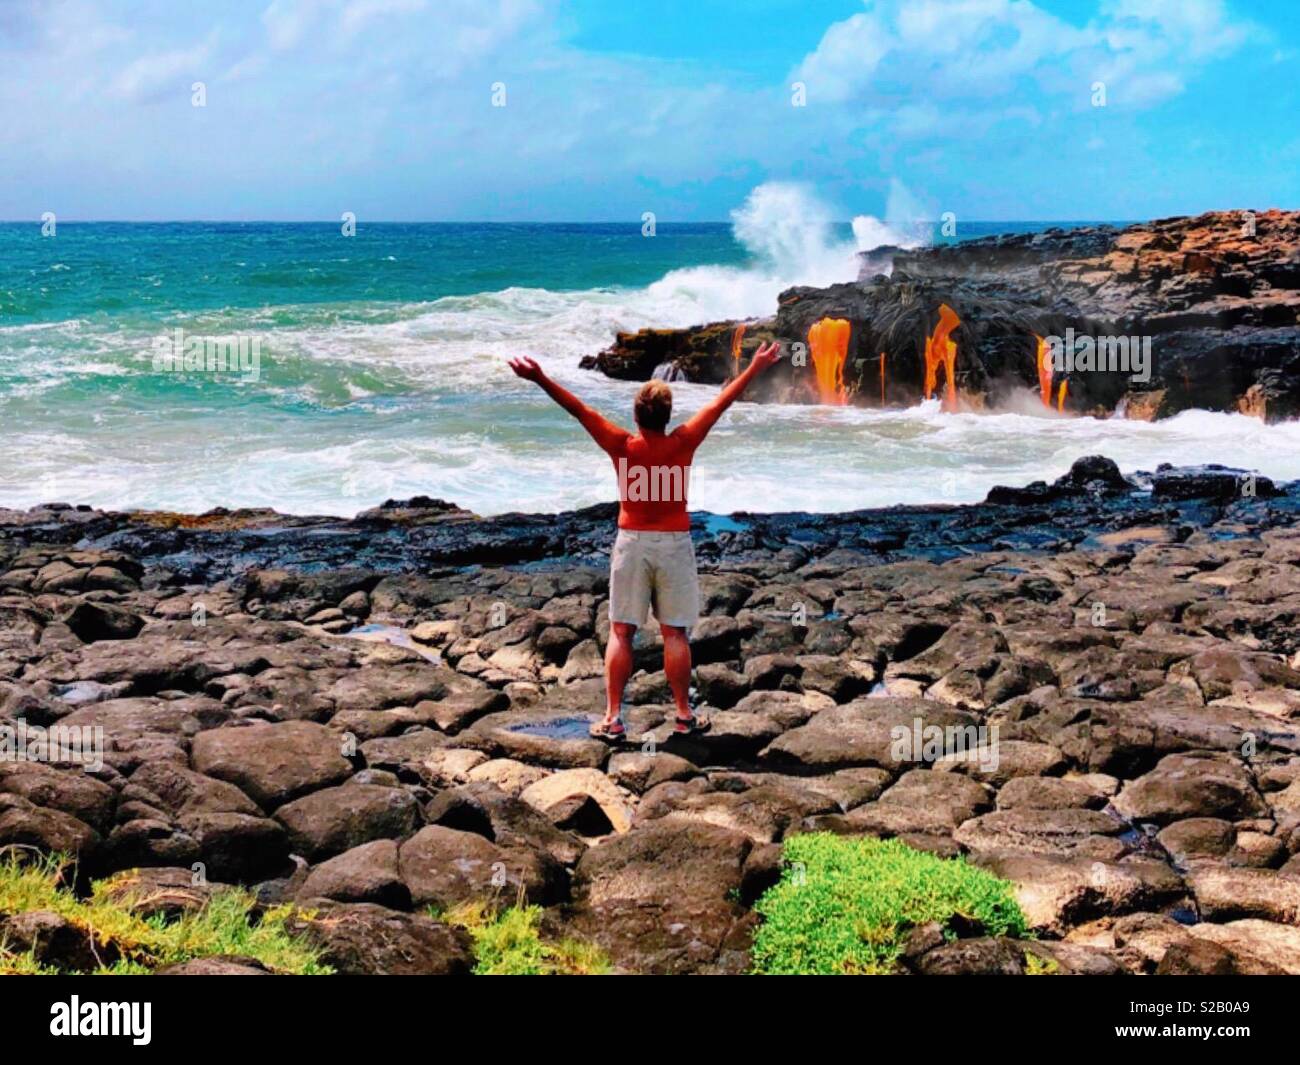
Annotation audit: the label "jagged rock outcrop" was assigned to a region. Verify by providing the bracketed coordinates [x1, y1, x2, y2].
[582, 209, 1300, 421]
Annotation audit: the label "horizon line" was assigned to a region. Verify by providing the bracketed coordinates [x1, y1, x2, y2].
[0, 216, 1134, 226]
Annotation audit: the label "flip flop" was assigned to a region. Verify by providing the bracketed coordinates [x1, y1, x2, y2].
[589, 718, 627, 742]
[672, 712, 711, 736]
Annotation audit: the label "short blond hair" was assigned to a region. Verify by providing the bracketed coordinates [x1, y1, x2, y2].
[634, 379, 673, 432]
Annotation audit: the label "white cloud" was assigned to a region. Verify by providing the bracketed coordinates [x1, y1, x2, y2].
[262, 0, 332, 51]
[794, 0, 1255, 122]
[111, 35, 218, 102]
[338, 0, 427, 38]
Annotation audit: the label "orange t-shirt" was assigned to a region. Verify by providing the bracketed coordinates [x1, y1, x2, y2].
[577, 416, 707, 532]
[611, 427, 705, 531]
[557, 362, 760, 531]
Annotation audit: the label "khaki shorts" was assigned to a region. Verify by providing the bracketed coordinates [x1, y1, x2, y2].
[608, 530, 700, 630]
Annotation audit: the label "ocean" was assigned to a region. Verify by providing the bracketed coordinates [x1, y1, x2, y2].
[4, 188, 1299, 518]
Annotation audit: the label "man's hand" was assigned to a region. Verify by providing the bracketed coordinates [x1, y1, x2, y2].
[508, 356, 546, 383]
[749, 341, 782, 373]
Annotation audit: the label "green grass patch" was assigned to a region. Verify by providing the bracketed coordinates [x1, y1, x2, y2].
[0, 852, 331, 975]
[435, 900, 610, 975]
[750, 833, 1029, 975]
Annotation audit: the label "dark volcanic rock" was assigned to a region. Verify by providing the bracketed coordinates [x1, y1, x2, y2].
[3, 455, 1300, 976]
[582, 210, 1300, 423]
[288, 900, 474, 975]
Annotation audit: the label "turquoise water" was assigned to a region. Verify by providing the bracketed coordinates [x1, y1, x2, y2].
[3, 210, 1298, 517]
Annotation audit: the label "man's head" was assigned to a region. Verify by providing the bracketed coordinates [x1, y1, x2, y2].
[634, 379, 672, 433]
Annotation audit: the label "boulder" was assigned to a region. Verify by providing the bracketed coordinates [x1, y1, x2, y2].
[274, 784, 421, 862]
[288, 900, 473, 975]
[297, 839, 410, 909]
[568, 819, 754, 975]
[191, 721, 353, 810]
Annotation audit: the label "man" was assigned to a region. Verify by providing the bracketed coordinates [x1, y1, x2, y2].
[508, 341, 782, 740]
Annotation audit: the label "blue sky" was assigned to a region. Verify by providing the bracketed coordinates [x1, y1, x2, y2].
[0, 0, 1295, 221]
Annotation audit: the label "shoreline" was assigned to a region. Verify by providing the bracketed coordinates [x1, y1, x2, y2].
[3, 456, 1293, 580]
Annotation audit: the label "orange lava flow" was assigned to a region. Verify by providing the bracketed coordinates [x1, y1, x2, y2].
[880, 351, 887, 406]
[731, 323, 747, 377]
[1057, 379, 1068, 412]
[1035, 334, 1053, 407]
[807, 317, 851, 405]
[923, 304, 961, 412]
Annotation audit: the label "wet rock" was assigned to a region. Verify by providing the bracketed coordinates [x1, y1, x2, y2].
[463, 706, 611, 770]
[1152, 466, 1277, 502]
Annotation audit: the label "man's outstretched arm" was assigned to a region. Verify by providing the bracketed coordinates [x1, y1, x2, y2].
[508, 356, 629, 454]
[679, 340, 782, 446]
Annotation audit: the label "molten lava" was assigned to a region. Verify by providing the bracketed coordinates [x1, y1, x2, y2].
[807, 317, 850, 405]
[1057, 380, 1068, 412]
[880, 351, 887, 406]
[1034, 334, 1053, 407]
[731, 323, 747, 377]
[923, 304, 961, 412]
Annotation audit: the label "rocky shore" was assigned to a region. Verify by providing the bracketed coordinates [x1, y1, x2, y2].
[581, 209, 1300, 421]
[3, 456, 1300, 975]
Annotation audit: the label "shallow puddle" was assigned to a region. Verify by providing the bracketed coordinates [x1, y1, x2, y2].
[338, 622, 441, 663]
[699, 514, 750, 536]
[503, 715, 593, 740]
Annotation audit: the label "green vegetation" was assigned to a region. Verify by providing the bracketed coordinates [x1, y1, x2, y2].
[1024, 951, 1061, 975]
[436, 900, 610, 975]
[0, 853, 331, 975]
[750, 833, 1029, 975]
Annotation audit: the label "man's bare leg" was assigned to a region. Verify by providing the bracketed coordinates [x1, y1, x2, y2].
[661, 623, 693, 722]
[604, 622, 637, 726]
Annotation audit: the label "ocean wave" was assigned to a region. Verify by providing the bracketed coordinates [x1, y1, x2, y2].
[3, 185, 1299, 516]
